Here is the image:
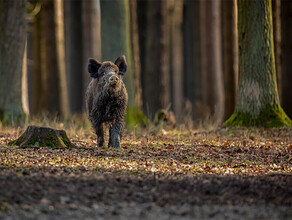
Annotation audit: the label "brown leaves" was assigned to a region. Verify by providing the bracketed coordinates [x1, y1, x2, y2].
[0, 127, 291, 177]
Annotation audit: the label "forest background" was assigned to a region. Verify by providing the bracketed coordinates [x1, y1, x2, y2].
[1, 0, 291, 128]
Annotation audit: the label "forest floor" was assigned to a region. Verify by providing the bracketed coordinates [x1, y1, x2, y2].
[0, 122, 291, 219]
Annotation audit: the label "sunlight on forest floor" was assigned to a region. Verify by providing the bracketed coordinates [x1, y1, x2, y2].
[0, 116, 291, 177]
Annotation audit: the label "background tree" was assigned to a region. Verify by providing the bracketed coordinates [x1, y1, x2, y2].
[281, 0, 292, 118]
[129, 0, 142, 109]
[272, 0, 281, 101]
[64, 0, 83, 114]
[200, 0, 224, 123]
[222, 0, 238, 120]
[138, 0, 168, 118]
[82, 0, 101, 111]
[0, 0, 28, 124]
[183, 0, 201, 121]
[40, 0, 69, 117]
[226, 0, 291, 127]
[167, 0, 184, 119]
[101, 0, 146, 126]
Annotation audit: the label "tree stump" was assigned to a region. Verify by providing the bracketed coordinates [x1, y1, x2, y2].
[8, 125, 74, 148]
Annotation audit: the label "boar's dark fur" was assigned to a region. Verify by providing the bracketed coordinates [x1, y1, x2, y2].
[86, 56, 128, 148]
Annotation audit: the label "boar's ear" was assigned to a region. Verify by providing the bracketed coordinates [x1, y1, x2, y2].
[114, 55, 127, 75]
[88, 58, 101, 78]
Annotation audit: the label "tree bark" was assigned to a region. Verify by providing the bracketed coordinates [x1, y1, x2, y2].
[129, 0, 142, 109]
[64, 0, 83, 114]
[272, 0, 281, 102]
[183, 0, 201, 120]
[138, 0, 168, 118]
[100, 0, 135, 106]
[40, 0, 69, 117]
[167, 0, 184, 120]
[9, 125, 74, 148]
[101, 0, 147, 127]
[200, 0, 224, 124]
[226, 0, 291, 127]
[31, 8, 43, 115]
[222, 0, 238, 120]
[0, 0, 27, 124]
[281, 0, 292, 118]
[82, 0, 101, 111]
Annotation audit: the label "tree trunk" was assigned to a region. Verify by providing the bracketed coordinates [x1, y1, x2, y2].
[64, 0, 83, 114]
[200, 0, 224, 124]
[40, 0, 69, 117]
[272, 0, 281, 102]
[167, 0, 184, 120]
[222, 0, 238, 120]
[183, 0, 201, 121]
[9, 125, 74, 148]
[82, 0, 101, 111]
[101, 0, 147, 127]
[129, 0, 142, 109]
[281, 0, 292, 118]
[0, 0, 27, 124]
[226, 0, 291, 127]
[31, 8, 43, 115]
[138, 0, 168, 118]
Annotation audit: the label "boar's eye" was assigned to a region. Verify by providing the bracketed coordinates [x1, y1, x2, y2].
[115, 70, 118, 74]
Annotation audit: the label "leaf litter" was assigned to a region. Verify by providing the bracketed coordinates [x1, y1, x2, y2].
[0, 126, 291, 219]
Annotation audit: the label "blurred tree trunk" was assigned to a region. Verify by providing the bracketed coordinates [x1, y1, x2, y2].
[82, 0, 101, 111]
[31, 5, 43, 115]
[200, 0, 224, 124]
[226, 0, 291, 127]
[138, 0, 167, 118]
[222, 0, 238, 120]
[129, 0, 142, 109]
[101, 0, 134, 105]
[40, 0, 69, 117]
[281, 0, 292, 117]
[101, 0, 146, 127]
[0, 0, 28, 124]
[183, 0, 201, 121]
[22, 41, 30, 117]
[272, 0, 281, 102]
[167, 0, 183, 120]
[64, 0, 83, 114]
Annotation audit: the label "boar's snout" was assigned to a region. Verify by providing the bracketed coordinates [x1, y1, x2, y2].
[109, 75, 119, 85]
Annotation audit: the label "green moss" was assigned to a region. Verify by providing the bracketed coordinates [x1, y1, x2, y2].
[225, 104, 292, 127]
[126, 106, 149, 129]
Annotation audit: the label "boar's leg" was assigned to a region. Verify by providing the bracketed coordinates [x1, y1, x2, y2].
[108, 121, 122, 148]
[96, 122, 106, 147]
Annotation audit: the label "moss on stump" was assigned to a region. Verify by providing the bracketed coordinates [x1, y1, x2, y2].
[8, 125, 74, 148]
[225, 105, 292, 127]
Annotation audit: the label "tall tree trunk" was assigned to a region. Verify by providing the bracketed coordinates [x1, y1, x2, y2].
[138, 0, 167, 118]
[82, 0, 101, 111]
[64, 0, 83, 114]
[167, 0, 184, 120]
[0, 0, 27, 124]
[101, 0, 146, 126]
[22, 41, 30, 116]
[31, 8, 43, 115]
[40, 0, 69, 117]
[281, 0, 292, 118]
[226, 0, 291, 127]
[129, 0, 142, 109]
[200, 0, 224, 124]
[222, 0, 238, 120]
[272, 0, 281, 102]
[183, 0, 201, 120]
